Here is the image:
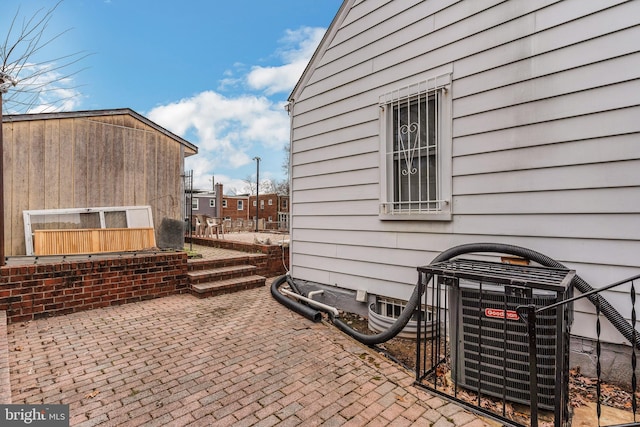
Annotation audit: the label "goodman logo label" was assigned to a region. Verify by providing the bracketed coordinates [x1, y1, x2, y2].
[0, 405, 68, 426]
[484, 308, 520, 321]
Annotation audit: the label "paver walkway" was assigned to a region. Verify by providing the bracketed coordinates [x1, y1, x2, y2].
[7, 278, 489, 426]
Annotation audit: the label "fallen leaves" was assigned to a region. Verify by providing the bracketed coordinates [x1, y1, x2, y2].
[435, 365, 449, 387]
[569, 368, 640, 411]
[84, 390, 99, 399]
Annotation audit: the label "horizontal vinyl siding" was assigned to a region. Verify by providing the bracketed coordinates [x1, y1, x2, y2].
[453, 107, 640, 156]
[293, 168, 379, 192]
[294, 135, 377, 165]
[453, 188, 640, 215]
[292, 213, 640, 241]
[453, 80, 640, 137]
[292, 184, 378, 204]
[453, 0, 637, 79]
[292, 107, 376, 141]
[296, 0, 626, 114]
[453, 25, 640, 99]
[293, 150, 377, 178]
[290, 0, 640, 341]
[453, 53, 640, 119]
[292, 227, 640, 271]
[453, 134, 640, 176]
[454, 160, 640, 195]
[293, 199, 379, 216]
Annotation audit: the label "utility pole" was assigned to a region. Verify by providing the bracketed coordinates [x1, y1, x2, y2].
[253, 157, 261, 232]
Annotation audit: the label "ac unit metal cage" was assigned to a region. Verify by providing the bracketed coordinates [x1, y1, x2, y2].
[416, 258, 575, 425]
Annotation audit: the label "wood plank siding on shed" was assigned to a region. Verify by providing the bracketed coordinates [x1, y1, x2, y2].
[2, 109, 196, 256]
[288, 0, 640, 342]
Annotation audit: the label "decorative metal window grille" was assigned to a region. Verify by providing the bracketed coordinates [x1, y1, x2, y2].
[380, 78, 448, 215]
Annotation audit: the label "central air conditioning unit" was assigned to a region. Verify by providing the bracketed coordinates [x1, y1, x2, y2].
[450, 281, 562, 409]
[420, 258, 575, 411]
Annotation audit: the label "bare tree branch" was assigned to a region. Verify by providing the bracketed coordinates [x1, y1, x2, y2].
[1, 0, 89, 113]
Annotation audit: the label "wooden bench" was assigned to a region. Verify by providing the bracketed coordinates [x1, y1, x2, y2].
[33, 228, 156, 255]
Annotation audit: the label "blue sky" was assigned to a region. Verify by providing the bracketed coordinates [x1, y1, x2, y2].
[1, 0, 343, 193]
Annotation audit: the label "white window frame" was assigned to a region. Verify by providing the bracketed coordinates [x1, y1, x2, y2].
[237, 200, 244, 211]
[192, 198, 199, 210]
[209, 199, 215, 208]
[278, 212, 289, 226]
[268, 199, 273, 206]
[379, 74, 452, 221]
[23, 205, 154, 256]
[222, 199, 227, 208]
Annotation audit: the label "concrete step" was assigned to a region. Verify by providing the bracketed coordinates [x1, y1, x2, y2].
[190, 275, 266, 298]
[187, 265, 257, 284]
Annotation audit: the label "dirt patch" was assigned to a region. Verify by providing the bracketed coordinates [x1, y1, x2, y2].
[338, 312, 416, 369]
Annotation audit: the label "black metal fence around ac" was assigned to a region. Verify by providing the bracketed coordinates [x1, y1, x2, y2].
[413, 258, 640, 427]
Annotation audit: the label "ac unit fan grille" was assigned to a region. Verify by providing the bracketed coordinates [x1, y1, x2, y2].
[454, 287, 560, 410]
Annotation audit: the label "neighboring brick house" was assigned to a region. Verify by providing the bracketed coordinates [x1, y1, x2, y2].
[187, 184, 289, 231]
[220, 194, 250, 223]
[248, 194, 289, 230]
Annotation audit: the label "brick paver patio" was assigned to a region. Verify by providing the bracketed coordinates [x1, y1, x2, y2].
[7, 277, 488, 426]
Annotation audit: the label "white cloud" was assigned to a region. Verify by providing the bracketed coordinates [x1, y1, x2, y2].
[148, 90, 289, 189]
[148, 25, 325, 190]
[3, 63, 84, 114]
[246, 62, 307, 96]
[247, 26, 326, 95]
[280, 27, 327, 63]
[149, 90, 288, 151]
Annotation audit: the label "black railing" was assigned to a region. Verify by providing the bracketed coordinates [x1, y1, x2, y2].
[518, 272, 640, 427]
[415, 260, 640, 427]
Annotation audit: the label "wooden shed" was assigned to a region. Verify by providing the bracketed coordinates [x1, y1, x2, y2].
[1, 108, 197, 256]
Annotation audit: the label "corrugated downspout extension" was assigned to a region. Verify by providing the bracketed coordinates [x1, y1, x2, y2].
[290, 243, 640, 349]
[271, 274, 322, 323]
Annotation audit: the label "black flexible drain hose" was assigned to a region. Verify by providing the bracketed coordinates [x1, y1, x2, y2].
[271, 274, 322, 323]
[330, 242, 640, 348]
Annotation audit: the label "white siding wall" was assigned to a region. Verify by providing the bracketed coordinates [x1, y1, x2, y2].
[290, 0, 640, 342]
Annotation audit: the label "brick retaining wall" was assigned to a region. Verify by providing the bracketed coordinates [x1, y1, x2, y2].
[186, 237, 289, 277]
[0, 253, 188, 324]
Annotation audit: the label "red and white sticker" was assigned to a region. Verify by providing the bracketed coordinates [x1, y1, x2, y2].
[484, 308, 520, 321]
